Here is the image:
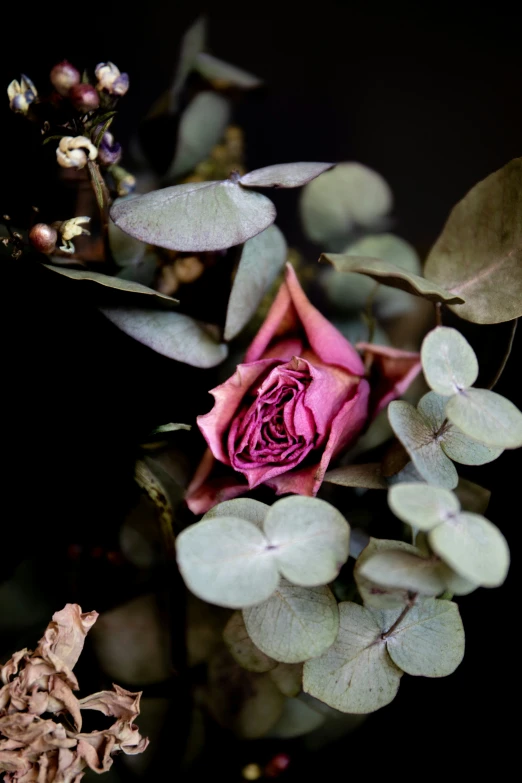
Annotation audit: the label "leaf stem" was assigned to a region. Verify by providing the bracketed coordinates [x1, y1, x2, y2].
[487, 318, 518, 390]
[434, 302, 443, 326]
[381, 593, 417, 639]
[87, 160, 114, 267]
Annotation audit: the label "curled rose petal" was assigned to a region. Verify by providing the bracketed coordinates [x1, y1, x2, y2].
[35, 604, 98, 673]
[356, 342, 422, 416]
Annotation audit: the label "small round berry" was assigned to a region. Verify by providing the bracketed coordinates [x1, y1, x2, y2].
[69, 83, 100, 112]
[50, 61, 80, 96]
[29, 223, 58, 254]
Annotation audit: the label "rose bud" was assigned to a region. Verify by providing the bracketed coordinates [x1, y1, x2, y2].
[50, 60, 80, 96]
[98, 131, 122, 166]
[29, 223, 58, 254]
[69, 82, 100, 112]
[186, 264, 421, 514]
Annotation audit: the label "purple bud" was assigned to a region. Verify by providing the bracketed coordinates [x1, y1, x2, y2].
[50, 61, 81, 96]
[111, 73, 129, 96]
[98, 132, 122, 166]
[69, 83, 100, 113]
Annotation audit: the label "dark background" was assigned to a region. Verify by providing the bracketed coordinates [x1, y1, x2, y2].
[1, 2, 520, 778]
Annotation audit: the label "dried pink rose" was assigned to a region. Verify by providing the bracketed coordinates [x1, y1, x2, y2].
[186, 264, 421, 514]
[0, 604, 148, 782]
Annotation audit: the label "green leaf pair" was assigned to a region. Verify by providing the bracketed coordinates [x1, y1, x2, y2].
[176, 497, 350, 608]
[303, 598, 464, 714]
[421, 326, 522, 449]
[389, 483, 510, 587]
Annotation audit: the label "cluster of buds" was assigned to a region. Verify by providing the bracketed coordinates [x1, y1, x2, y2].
[29, 217, 90, 255]
[56, 136, 97, 169]
[157, 254, 205, 296]
[95, 62, 129, 96]
[7, 75, 37, 115]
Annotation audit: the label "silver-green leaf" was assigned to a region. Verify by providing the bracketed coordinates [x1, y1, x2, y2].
[354, 538, 420, 609]
[243, 581, 339, 664]
[358, 550, 447, 596]
[223, 612, 277, 673]
[169, 92, 231, 178]
[45, 264, 177, 305]
[195, 52, 263, 88]
[388, 483, 460, 532]
[240, 162, 334, 188]
[421, 327, 478, 395]
[445, 388, 522, 449]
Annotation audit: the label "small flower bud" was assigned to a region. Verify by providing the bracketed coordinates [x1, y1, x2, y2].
[95, 62, 129, 96]
[109, 165, 136, 196]
[7, 74, 37, 114]
[69, 83, 100, 112]
[29, 223, 58, 254]
[98, 131, 122, 166]
[50, 60, 80, 96]
[52, 216, 91, 253]
[56, 136, 97, 169]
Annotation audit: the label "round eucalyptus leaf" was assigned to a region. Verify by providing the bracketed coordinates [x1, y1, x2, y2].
[223, 612, 277, 673]
[243, 581, 339, 663]
[108, 213, 147, 267]
[354, 538, 419, 609]
[170, 15, 207, 110]
[323, 463, 388, 490]
[203, 498, 269, 529]
[269, 663, 303, 697]
[454, 478, 491, 515]
[176, 516, 279, 608]
[100, 308, 228, 368]
[110, 180, 276, 252]
[195, 52, 263, 88]
[323, 255, 463, 305]
[240, 162, 334, 189]
[267, 697, 325, 739]
[300, 163, 393, 245]
[388, 483, 460, 531]
[115, 254, 157, 288]
[421, 327, 478, 395]
[169, 92, 231, 178]
[424, 157, 522, 324]
[446, 388, 522, 449]
[358, 550, 447, 596]
[303, 602, 402, 714]
[429, 512, 510, 587]
[418, 391, 503, 465]
[384, 598, 465, 677]
[388, 401, 458, 489]
[45, 264, 176, 305]
[438, 564, 478, 596]
[224, 224, 287, 341]
[263, 496, 350, 587]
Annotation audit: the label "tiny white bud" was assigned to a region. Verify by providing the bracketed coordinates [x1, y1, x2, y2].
[56, 136, 98, 169]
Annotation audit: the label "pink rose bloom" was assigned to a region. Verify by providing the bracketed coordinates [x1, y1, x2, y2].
[186, 264, 421, 514]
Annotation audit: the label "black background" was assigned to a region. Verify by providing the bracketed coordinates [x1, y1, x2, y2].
[1, 2, 520, 778]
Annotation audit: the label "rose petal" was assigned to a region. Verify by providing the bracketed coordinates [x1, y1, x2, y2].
[198, 360, 279, 464]
[186, 473, 249, 515]
[357, 342, 421, 416]
[246, 264, 365, 375]
[35, 605, 98, 673]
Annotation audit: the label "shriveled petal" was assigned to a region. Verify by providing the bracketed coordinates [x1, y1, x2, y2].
[198, 360, 278, 464]
[79, 684, 142, 723]
[185, 473, 249, 515]
[357, 342, 421, 416]
[246, 264, 365, 375]
[35, 605, 98, 673]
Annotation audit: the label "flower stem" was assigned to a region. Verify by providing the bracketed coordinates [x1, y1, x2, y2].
[87, 160, 113, 267]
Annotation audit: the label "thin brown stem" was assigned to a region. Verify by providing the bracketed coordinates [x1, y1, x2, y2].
[381, 593, 417, 639]
[87, 160, 114, 267]
[488, 319, 518, 390]
[434, 302, 443, 326]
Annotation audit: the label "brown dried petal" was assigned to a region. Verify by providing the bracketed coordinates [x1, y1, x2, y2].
[1, 651, 29, 685]
[78, 684, 141, 722]
[35, 605, 98, 673]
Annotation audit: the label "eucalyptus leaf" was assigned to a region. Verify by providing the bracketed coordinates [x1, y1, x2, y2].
[100, 307, 228, 367]
[176, 516, 279, 608]
[358, 550, 447, 596]
[382, 598, 465, 677]
[269, 663, 303, 697]
[438, 564, 478, 596]
[110, 179, 276, 252]
[115, 254, 157, 288]
[202, 498, 269, 529]
[239, 162, 334, 188]
[263, 496, 350, 587]
[424, 157, 522, 324]
[169, 92, 231, 178]
[388, 483, 460, 532]
[445, 388, 522, 449]
[303, 602, 402, 714]
[322, 256, 464, 305]
[354, 538, 420, 609]
[243, 581, 339, 664]
[323, 463, 388, 490]
[418, 392, 502, 466]
[195, 52, 263, 88]
[388, 401, 458, 489]
[421, 327, 478, 395]
[300, 163, 393, 245]
[45, 265, 177, 305]
[322, 234, 422, 317]
[108, 213, 147, 267]
[207, 647, 285, 738]
[170, 15, 207, 110]
[224, 224, 287, 340]
[223, 612, 276, 673]
[267, 697, 325, 739]
[429, 512, 510, 587]
[454, 478, 490, 515]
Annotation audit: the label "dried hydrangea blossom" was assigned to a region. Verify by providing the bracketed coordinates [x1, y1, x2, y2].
[0, 604, 149, 782]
